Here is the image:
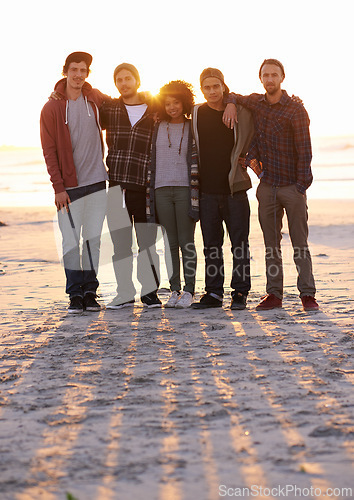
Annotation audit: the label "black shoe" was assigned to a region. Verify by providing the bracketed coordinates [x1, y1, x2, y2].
[84, 293, 101, 311]
[191, 293, 222, 309]
[230, 291, 247, 310]
[68, 295, 84, 314]
[141, 291, 162, 308]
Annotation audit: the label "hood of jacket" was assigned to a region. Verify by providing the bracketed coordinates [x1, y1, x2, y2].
[40, 78, 106, 194]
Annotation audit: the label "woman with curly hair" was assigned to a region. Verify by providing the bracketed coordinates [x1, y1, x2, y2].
[147, 80, 199, 308]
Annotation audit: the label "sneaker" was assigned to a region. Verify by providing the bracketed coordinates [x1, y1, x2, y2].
[141, 291, 162, 308]
[230, 291, 247, 310]
[68, 295, 84, 314]
[301, 295, 319, 311]
[191, 293, 222, 309]
[84, 293, 101, 311]
[175, 291, 194, 309]
[256, 294, 282, 311]
[165, 291, 180, 308]
[106, 295, 135, 310]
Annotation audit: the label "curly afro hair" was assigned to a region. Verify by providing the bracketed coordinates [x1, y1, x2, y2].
[158, 80, 195, 120]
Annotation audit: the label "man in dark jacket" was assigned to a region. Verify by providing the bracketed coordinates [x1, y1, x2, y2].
[40, 52, 108, 314]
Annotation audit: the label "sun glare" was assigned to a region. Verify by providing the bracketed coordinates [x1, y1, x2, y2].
[1, 0, 353, 146]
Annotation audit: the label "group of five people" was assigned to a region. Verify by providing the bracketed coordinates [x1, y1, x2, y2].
[40, 52, 319, 314]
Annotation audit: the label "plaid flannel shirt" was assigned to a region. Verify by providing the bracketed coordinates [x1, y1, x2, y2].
[233, 91, 313, 194]
[100, 98, 155, 189]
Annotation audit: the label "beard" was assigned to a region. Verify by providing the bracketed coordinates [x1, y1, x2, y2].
[119, 87, 137, 98]
[265, 84, 280, 95]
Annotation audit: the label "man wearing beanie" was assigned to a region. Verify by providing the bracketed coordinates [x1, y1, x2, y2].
[100, 63, 162, 309]
[191, 68, 254, 310]
[40, 52, 109, 314]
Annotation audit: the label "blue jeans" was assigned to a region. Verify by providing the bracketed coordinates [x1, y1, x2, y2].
[57, 182, 107, 298]
[199, 191, 251, 297]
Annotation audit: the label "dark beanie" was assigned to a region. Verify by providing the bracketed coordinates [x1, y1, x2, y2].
[113, 63, 140, 86]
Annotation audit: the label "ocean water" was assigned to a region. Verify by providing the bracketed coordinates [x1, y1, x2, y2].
[0, 136, 353, 207]
[0, 148, 53, 207]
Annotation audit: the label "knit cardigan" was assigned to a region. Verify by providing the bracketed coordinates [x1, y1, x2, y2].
[146, 120, 199, 223]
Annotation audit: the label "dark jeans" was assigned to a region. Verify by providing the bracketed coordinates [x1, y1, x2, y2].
[57, 181, 107, 298]
[199, 191, 251, 297]
[107, 184, 160, 299]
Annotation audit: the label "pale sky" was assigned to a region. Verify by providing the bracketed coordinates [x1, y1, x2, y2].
[1, 0, 353, 147]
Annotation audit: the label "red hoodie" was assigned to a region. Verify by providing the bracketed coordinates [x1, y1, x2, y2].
[40, 79, 110, 194]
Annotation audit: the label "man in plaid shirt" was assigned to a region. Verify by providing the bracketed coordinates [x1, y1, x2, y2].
[232, 59, 319, 312]
[100, 63, 161, 309]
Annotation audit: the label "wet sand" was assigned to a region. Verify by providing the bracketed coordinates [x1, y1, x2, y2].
[0, 200, 354, 500]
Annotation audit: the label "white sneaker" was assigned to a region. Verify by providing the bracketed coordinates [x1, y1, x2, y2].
[165, 291, 180, 308]
[175, 291, 193, 308]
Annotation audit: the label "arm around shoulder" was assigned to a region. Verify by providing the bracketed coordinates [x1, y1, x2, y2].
[92, 88, 112, 107]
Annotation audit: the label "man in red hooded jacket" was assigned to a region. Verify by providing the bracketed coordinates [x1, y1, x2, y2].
[40, 52, 108, 314]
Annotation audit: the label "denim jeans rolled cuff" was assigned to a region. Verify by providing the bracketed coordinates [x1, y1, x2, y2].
[200, 191, 251, 297]
[65, 268, 99, 298]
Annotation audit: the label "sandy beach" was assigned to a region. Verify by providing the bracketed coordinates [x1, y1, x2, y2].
[1, 199, 354, 500]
